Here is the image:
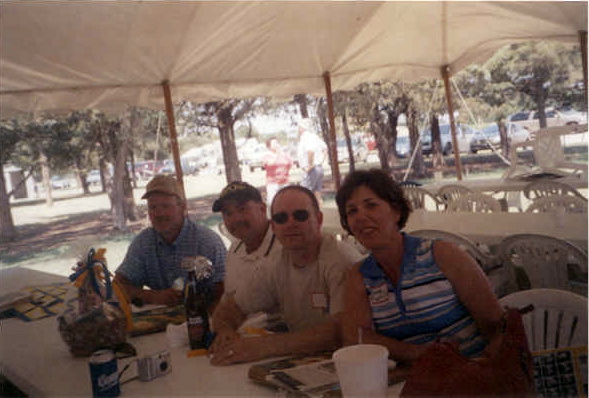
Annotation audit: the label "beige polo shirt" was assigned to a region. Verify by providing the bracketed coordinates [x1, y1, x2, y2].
[235, 233, 365, 332]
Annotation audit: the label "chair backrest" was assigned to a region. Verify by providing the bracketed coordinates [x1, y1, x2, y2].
[499, 288, 588, 351]
[498, 234, 588, 293]
[446, 192, 502, 213]
[437, 184, 472, 204]
[531, 125, 588, 177]
[533, 132, 566, 169]
[409, 229, 499, 271]
[402, 186, 442, 211]
[525, 195, 588, 214]
[523, 179, 586, 200]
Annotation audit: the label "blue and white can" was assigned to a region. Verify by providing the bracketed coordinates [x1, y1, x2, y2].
[89, 349, 120, 397]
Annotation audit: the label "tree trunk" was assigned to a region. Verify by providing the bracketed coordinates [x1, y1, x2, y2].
[407, 108, 426, 177]
[76, 157, 90, 194]
[342, 110, 355, 173]
[110, 110, 138, 232]
[295, 94, 309, 118]
[431, 116, 445, 170]
[386, 110, 399, 168]
[535, 82, 548, 129]
[371, 115, 391, 173]
[39, 150, 53, 207]
[123, 109, 138, 222]
[111, 139, 128, 231]
[498, 121, 509, 157]
[0, 162, 17, 243]
[218, 108, 242, 184]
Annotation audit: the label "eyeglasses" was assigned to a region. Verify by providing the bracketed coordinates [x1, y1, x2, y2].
[271, 209, 310, 225]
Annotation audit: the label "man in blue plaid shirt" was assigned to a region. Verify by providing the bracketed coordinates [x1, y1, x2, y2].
[114, 175, 226, 306]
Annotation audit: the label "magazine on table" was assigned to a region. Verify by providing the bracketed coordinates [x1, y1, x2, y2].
[248, 352, 406, 397]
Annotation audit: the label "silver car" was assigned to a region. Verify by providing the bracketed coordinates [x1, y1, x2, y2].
[469, 123, 530, 153]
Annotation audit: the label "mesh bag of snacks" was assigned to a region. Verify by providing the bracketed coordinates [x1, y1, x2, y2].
[57, 248, 132, 357]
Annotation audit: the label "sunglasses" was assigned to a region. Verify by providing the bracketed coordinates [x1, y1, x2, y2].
[271, 209, 310, 225]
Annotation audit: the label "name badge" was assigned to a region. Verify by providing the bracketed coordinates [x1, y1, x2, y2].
[369, 283, 389, 305]
[311, 292, 328, 309]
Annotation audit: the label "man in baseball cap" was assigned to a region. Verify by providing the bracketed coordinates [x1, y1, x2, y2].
[212, 181, 263, 213]
[114, 174, 227, 307]
[212, 181, 281, 304]
[141, 174, 184, 200]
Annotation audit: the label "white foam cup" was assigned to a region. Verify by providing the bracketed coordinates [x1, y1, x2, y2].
[332, 344, 390, 397]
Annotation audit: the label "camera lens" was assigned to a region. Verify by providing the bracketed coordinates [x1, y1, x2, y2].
[160, 361, 168, 372]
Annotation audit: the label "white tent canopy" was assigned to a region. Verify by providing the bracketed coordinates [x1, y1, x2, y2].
[1, 1, 587, 117]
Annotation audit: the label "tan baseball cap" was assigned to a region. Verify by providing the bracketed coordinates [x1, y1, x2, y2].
[141, 175, 184, 199]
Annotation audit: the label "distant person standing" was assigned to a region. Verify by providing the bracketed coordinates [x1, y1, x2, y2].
[263, 137, 293, 206]
[297, 119, 327, 204]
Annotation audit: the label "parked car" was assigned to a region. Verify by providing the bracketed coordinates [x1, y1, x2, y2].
[421, 124, 476, 156]
[508, 108, 587, 132]
[395, 135, 411, 158]
[85, 169, 101, 185]
[469, 123, 530, 153]
[158, 163, 175, 175]
[51, 175, 71, 189]
[336, 137, 368, 163]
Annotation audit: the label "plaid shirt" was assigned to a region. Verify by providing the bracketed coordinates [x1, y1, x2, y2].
[116, 218, 226, 290]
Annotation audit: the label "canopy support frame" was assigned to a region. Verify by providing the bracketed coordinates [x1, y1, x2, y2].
[323, 71, 341, 189]
[162, 80, 186, 198]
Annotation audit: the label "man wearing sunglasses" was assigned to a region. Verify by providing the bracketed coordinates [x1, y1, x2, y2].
[210, 185, 364, 366]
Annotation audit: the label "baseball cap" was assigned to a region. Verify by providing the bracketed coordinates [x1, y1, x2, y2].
[212, 181, 263, 212]
[141, 174, 184, 199]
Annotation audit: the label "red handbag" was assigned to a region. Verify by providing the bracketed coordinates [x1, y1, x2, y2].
[401, 307, 535, 396]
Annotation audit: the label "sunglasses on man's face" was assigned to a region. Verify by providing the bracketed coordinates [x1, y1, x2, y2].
[271, 209, 310, 225]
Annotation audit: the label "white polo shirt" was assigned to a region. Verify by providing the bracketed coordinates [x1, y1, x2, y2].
[223, 225, 280, 298]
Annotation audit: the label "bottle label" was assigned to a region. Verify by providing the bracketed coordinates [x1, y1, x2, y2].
[187, 316, 205, 349]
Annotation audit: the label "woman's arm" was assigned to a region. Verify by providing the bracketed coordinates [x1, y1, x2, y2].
[341, 266, 428, 363]
[433, 241, 504, 356]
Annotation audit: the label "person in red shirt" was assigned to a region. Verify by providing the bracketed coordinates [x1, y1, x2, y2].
[263, 137, 293, 206]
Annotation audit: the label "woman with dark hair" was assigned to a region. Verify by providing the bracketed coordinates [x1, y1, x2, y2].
[335, 169, 502, 364]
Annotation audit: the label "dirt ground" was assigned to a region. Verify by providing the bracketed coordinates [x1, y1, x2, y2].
[0, 169, 338, 274]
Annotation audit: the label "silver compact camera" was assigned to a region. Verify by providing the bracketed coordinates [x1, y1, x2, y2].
[137, 350, 172, 382]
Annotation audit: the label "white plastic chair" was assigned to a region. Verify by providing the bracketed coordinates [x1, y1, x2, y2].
[446, 192, 503, 213]
[523, 179, 587, 200]
[503, 124, 588, 179]
[437, 184, 472, 205]
[499, 288, 587, 351]
[402, 186, 443, 211]
[498, 234, 588, 295]
[410, 229, 514, 297]
[525, 195, 588, 214]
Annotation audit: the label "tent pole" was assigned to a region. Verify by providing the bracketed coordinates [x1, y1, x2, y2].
[162, 80, 186, 198]
[580, 31, 587, 106]
[323, 71, 341, 189]
[441, 65, 463, 181]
